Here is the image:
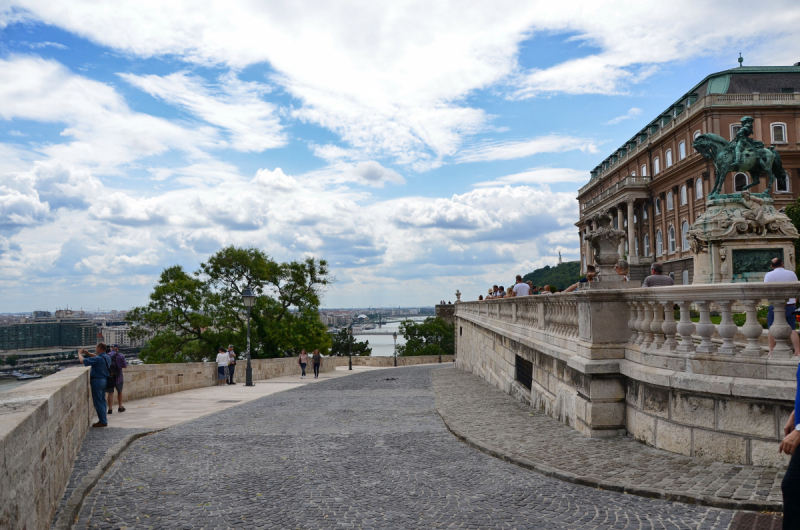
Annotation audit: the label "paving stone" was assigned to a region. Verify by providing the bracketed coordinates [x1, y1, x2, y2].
[71, 366, 737, 529]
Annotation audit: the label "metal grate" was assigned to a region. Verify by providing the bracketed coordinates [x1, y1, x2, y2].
[515, 355, 533, 390]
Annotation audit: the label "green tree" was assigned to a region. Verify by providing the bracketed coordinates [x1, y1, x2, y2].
[7, 355, 19, 367]
[522, 261, 582, 290]
[128, 246, 332, 363]
[397, 317, 454, 356]
[784, 199, 800, 276]
[330, 328, 372, 356]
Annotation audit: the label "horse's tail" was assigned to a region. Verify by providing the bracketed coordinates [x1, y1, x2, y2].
[771, 146, 785, 177]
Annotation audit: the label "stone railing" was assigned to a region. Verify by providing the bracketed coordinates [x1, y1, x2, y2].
[455, 283, 800, 467]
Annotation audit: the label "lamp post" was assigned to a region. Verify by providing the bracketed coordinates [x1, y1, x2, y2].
[242, 287, 256, 387]
[437, 334, 442, 363]
[393, 331, 397, 367]
[347, 324, 353, 371]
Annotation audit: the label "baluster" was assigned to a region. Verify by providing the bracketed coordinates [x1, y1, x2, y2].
[571, 300, 579, 335]
[627, 301, 637, 343]
[650, 302, 665, 350]
[769, 298, 793, 357]
[716, 301, 738, 355]
[695, 301, 717, 353]
[675, 301, 696, 353]
[661, 301, 678, 350]
[641, 302, 654, 347]
[634, 302, 646, 345]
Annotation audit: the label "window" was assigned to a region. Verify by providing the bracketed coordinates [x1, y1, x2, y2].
[643, 233, 650, 256]
[656, 230, 663, 256]
[772, 123, 787, 144]
[782, 88, 795, 94]
[642, 205, 648, 220]
[631, 171, 636, 177]
[682, 270, 689, 285]
[681, 220, 690, 251]
[695, 178, 703, 201]
[654, 157, 661, 174]
[641, 164, 647, 177]
[776, 171, 790, 193]
[666, 149, 673, 168]
[734, 172, 749, 192]
[634, 237, 639, 256]
[613, 216, 618, 229]
[679, 141, 686, 160]
[666, 191, 674, 210]
[625, 240, 629, 253]
[668, 225, 676, 253]
[634, 213, 638, 224]
[693, 130, 701, 140]
[731, 124, 742, 140]
[654, 197, 661, 215]
[680, 185, 687, 205]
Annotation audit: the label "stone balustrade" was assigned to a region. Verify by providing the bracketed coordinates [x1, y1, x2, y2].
[455, 283, 800, 466]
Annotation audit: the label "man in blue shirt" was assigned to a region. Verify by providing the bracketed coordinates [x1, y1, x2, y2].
[78, 343, 112, 427]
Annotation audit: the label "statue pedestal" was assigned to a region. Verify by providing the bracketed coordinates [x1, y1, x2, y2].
[688, 193, 798, 284]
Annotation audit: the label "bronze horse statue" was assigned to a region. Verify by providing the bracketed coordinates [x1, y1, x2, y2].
[692, 133, 785, 196]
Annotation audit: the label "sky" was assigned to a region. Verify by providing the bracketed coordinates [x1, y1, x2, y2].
[1, 1, 799, 311]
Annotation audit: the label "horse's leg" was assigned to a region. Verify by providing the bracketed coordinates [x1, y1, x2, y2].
[743, 170, 759, 191]
[713, 163, 726, 194]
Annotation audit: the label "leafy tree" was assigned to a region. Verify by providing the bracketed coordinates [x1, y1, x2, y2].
[128, 246, 332, 363]
[330, 328, 372, 356]
[398, 317, 454, 357]
[522, 261, 582, 290]
[7, 355, 18, 367]
[784, 199, 800, 276]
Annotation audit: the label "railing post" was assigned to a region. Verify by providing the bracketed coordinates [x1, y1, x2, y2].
[695, 301, 717, 354]
[769, 298, 793, 357]
[675, 301, 696, 353]
[740, 300, 763, 356]
[641, 302, 654, 347]
[716, 301, 738, 355]
[650, 301, 665, 350]
[661, 301, 678, 350]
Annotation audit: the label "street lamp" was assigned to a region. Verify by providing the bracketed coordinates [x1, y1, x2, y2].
[437, 334, 442, 363]
[242, 287, 256, 387]
[393, 331, 397, 367]
[347, 324, 353, 371]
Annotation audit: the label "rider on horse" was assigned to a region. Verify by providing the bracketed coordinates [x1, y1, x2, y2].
[732, 116, 765, 171]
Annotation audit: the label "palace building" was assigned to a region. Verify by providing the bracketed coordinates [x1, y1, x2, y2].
[576, 64, 800, 284]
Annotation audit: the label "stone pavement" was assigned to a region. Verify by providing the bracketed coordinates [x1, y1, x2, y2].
[72, 365, 737, 529]
[433, 367, 784, 512]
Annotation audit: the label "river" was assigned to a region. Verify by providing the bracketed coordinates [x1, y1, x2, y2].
[351, 317, 428, 357]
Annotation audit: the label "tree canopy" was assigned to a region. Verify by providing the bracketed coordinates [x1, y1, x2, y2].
[397, 317, 454, 356]
[128, 246, 332, 363]
[330, 328, 372, 356]
[522, 261, 582, 290]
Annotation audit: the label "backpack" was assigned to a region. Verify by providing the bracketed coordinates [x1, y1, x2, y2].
[108, 353, 119, 381]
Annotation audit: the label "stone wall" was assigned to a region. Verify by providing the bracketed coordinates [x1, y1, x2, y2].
[346, 355, 454, 367]
[1, 367, 92, 530]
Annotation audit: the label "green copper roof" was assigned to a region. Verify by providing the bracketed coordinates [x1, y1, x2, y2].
[706, 74, 730, 94]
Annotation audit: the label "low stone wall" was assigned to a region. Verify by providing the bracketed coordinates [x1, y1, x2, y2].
[1, 367, 92, 530]
[346, 355, 454, 367]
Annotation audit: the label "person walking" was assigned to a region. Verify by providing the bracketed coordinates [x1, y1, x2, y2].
[764, 257, 800, 355]
[298, 349, 308, 379]
[215, 347, 229, 385]
[78, 343, 112, 427]
[106, 344, 127, 414]
[780, 360, 800, 527]
[642, 262, 675, 287]
[227, 345, 237, 385]
[312, 349, 322, 379]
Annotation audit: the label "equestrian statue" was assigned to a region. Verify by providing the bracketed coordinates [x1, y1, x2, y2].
[692, 116, 787, 197]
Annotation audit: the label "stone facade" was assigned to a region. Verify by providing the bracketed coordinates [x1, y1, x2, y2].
[1, 367, 92, 530]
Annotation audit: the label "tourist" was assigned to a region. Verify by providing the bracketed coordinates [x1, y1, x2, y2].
[542, 285, 552, 295]
[496, 286, 506, 298]
[492, 285, 500, 297]
[780, 364, 800, 526]
[215, 347, 229, 385]
[106, 344, 127, 415]
[526, 281, 534, 294]
[78, 343, 111, 428]
[615, 260, 630, 281]
[298, 349, 308, 379]
[642, 262, 674, 287]
[478, 295, 484, 301]
[765, 257, 800, 355]
[312, 349, 322, 379]
[513, 275, 531, 296]
[227, 345, 237, 385]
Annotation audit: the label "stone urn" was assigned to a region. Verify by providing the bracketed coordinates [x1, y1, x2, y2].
[584, 210, 627, 284]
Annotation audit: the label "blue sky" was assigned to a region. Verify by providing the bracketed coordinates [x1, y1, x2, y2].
[1, 1, 799, 310]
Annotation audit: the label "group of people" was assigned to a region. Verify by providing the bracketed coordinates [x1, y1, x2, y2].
[480, 276, 552, 300]
[215, 345, 238, 385]
[297, 349, 323, 378]
[78, 342, 127, 428]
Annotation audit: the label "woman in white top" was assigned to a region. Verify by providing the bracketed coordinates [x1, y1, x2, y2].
[215, 347, 229, 385]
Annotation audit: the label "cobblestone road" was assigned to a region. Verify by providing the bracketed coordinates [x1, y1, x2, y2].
[75, 366, 736, 529]
[434, 368, 784, 510]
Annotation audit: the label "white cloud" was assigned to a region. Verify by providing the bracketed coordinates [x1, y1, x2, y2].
[604, 107, 642, 125]
[24, 41, 68, 50]
[458, 135, 597, 163]
[474, 167, 588, 187]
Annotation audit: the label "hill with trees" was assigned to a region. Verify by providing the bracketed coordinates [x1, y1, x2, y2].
[522, 261, 582, 290]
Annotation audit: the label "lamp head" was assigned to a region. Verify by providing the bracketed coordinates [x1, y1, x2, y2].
[393, 331, 397, 339]
[241, 287, 256, 308]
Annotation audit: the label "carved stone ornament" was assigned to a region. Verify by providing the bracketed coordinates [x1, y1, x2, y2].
[455, 290, 461, 302]
[584, 210, 627, 282]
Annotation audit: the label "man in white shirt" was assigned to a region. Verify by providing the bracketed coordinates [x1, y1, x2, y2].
[765, 257, 800, 355]
[215, 347, 230, 385]
[512, 275, 531, 296]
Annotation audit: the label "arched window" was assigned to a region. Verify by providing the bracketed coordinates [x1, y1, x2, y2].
[654, 197, 661, 215]
[695, 178, 703, 201]
[693, 130, 701, 140]
[631, 170, 636, 177]
[681, 220, 690, 250]
[642, 204, 648, 220]
[680, 185, 687, 205]
[734, 172, 748, 192]
[634, 212, 638, 224]
[668, 225, 676, 253]
[656, 230, 663, 256]
[666, 191, 674, 210]
[678, 141, 686, 160]
[771, 123, 787, 144]
[641, 164, 647, 177]
[634, 236, 639, 256]
[776, 171, 790, 193]
[731, 123, 742, 141]
[625, 240, 629, 253]
[666, 149, 673, 168]
[654, 157, 661, 174]
[643, 233, 650, 256]
[613, 216, 618, 229]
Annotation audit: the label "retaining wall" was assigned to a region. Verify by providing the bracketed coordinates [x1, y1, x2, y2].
[0, 367, 92, 530]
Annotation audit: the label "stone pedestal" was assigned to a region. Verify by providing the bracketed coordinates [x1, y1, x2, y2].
[584, 210, 638, 289]
[687, 192, 798, 284]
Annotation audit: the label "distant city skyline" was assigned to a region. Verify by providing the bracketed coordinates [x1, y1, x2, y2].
[1, 2, 799, 311]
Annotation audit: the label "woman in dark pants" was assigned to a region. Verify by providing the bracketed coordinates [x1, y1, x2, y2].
[781, 361, 800, 529]
[312, 349, 321, 379]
